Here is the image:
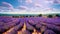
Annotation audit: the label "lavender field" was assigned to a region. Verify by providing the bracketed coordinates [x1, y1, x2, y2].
[0, 16, 60, 34]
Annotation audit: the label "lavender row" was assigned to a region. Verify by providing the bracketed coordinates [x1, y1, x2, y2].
[0, 16, 60, 34]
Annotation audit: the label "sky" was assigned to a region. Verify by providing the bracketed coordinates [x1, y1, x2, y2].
[0, 0, 60, 12]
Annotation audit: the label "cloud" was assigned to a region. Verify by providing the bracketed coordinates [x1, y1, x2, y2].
[34, 3, 42, 7]
[0, 6, 9, 12]
[2, 2, 14, 10]
[0, 0, 60, 12]
[57, 0, 60, 4]
[25, 0, 32, 3]
[53, 0, 60, 4]
[17, 0, 60, 11]
[17, 6, 28, 10]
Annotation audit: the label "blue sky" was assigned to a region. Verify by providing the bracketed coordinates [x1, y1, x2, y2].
[0, 0, 19, 8]
[0, 0, 60, 12]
